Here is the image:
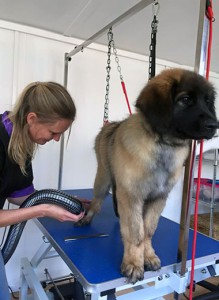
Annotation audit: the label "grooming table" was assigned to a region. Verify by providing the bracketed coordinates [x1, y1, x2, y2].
[20, 189, 219, 300]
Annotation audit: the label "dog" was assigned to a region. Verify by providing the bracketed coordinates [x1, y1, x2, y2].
[78, 68, 217, 284]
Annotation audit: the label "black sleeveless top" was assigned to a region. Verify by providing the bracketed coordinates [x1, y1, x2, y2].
[0, 112, 34, 209]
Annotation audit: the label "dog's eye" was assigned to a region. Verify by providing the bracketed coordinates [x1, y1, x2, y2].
[178, 95, 193, 106]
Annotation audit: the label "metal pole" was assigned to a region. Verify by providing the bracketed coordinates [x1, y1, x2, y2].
[58, 53, 70, 189]
[194, 1, 209, 75]
[66, 0, 153, 59]
[177, 0, 208, 279]
[177, 140, 197, 275]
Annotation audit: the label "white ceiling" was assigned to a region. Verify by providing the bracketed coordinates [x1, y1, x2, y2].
[0, 0, 218, 73]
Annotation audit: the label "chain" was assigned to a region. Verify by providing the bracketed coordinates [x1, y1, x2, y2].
[111, 37, 123, 81]
[148, 1, 160, 80]
[104, 27, 124, 123]
[103, 28, 113, 123]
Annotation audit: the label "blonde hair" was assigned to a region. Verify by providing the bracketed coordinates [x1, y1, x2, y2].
[8, 81, 76, 175]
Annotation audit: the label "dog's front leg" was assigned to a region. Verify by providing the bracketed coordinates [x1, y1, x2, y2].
[117, 188, 145, 284]
[143, 198, 166, 271]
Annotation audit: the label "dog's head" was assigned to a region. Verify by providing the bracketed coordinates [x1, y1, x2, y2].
[135, 68, 218, 140]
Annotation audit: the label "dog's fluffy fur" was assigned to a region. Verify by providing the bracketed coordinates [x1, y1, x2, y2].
[78, 68, 217, 283]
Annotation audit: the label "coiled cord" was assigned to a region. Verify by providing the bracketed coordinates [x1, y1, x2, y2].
[2, 189, 84, 264]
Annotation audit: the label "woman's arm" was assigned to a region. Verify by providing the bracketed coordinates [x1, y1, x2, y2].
[7, 194, 32, 206]
[0, 204, 84, 227]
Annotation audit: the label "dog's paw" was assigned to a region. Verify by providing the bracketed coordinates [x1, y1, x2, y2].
[144, 254, 161, 271]
[75, 208, 96, 226]
[121, 261, 144, 284]
[75, 215, 92, 226]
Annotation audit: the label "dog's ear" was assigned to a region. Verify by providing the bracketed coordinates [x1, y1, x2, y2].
[135, 69, 183, 133]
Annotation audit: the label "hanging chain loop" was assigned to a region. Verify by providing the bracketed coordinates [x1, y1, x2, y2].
[103, 28, 113, 123]
[152, 0, 160, 18]
[111, 35, 123, 81]
[104, 27, 125, 123]
[148, 0, 160, 80]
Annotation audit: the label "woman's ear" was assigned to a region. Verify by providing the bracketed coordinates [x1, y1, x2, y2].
[26, 112, 38, 125]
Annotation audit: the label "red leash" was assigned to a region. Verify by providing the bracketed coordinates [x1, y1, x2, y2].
[189, 141, 204, 299]
[189, 1, 214, 298]
[205, 0, 214, 81]
[121, 81, 132, 115]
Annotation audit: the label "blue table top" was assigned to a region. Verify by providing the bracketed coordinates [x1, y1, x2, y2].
[36, 189, 219, 290]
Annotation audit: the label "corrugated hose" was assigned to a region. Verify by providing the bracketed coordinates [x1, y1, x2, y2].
[2, 189, 84, 264]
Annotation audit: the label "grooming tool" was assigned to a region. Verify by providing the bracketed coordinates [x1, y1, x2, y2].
[64, 233, 109, 241]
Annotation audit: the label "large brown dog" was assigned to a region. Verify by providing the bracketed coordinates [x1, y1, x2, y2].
[78, 68, 217, 283]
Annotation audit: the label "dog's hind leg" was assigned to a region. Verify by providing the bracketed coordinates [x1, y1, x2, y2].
[77, 164, 111, 225]
[143, 198, 166, 271]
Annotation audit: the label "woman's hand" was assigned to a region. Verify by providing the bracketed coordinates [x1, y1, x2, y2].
[41, 204, 85, 222]
[0, 203, 85, 227]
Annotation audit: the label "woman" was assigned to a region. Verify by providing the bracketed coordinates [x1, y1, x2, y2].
[0, 81, 84, 299]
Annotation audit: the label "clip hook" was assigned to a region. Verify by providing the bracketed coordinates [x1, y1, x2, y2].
[152, 0, 160, 17]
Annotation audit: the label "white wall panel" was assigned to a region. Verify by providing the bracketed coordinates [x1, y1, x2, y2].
[61, 48, 166, 189]
[20, 34, 73, 189]
[0, 28, 14, 110]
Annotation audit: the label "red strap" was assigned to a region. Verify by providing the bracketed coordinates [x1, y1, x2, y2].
[121, 81, 132, 115]
[189, 141, 204, 300]
[205, 0, 214, 80]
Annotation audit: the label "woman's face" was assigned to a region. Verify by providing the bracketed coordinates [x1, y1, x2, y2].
[27, 113, 72, 145]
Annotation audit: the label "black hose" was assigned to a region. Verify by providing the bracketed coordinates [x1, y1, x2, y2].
[2, 189, 84, 264]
